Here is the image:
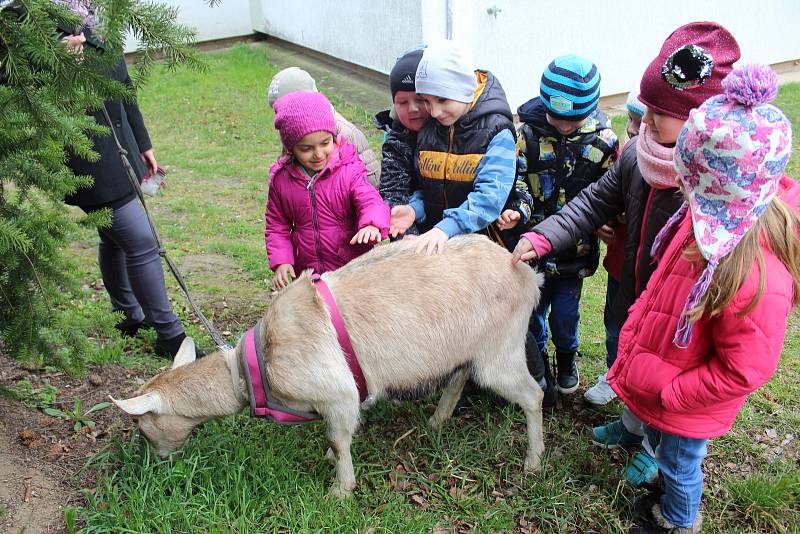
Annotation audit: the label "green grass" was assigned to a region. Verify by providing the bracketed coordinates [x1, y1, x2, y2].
[72, 45, 800, 533]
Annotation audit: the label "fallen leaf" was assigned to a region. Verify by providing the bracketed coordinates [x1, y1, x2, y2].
[766, 428, 778, 440]
[410, 494, 429, 508]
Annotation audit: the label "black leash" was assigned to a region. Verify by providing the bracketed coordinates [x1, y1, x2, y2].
[101, 104, 232, 350]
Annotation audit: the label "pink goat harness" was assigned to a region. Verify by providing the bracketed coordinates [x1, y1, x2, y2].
[241, 274, 367, 424]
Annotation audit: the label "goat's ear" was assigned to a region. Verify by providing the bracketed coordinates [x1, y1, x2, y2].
[110, 392, 164, 415]
[171, 337, 196, 369]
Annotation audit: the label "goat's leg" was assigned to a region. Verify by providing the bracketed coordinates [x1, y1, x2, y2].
[429, 369, 469, 430]
[324, 402, 361, 498]
[473, 345, 544, 472]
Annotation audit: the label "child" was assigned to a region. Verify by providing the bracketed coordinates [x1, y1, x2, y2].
[584, 90, 645, 406]
[609, 64, 798, 533]
[268, 67, 381, 188]
[265, 92, 390, 288]
[388, 40, 523, 255]
[516, 55, 619, 402]
[373, 46, 430, 236]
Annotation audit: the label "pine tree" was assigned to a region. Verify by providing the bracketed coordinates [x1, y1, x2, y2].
[0, 0, 202, 370]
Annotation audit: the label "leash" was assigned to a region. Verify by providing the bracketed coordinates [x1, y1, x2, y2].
[101, 104, 232, 350]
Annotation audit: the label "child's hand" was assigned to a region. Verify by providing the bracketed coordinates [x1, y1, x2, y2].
[594, 224, 616, 245]
[415, 227, 449, 256]
[273, 264, 296, 289]
[351, 225, 381, 245]
[390, 205, 416, 238]
[496, 209, 521, 230]
[511, 237, 538, 265]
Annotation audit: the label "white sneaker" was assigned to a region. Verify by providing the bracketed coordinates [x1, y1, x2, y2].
[584, 373, 617, 405]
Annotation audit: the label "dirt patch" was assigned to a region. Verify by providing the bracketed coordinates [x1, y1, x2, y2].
[0, 357, 153, 533]
[175, 253, 270, 330]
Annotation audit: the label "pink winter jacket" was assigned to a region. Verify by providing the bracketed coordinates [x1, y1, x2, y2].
[608, 177, 798, 439]
[265, 139, 390, 274]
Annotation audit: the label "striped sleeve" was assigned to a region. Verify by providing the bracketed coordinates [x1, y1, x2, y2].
[436, 129, 516, 237]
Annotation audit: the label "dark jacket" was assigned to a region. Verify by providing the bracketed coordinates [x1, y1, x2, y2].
[375, 110, 418, 208]
[415, 70, 515, 233]
[64, 58, 151, 211]
[531, 138, 683, 325]
[374, 109, 420, 235]
[517, 97, 618, 278]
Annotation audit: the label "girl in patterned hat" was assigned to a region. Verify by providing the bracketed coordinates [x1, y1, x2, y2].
[607, 64, 799, 533]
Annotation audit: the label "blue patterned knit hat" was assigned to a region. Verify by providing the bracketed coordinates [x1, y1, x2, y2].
[540, 55, 600, 120]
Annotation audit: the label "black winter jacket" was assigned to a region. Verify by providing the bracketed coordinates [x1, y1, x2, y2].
[374, 109, 420, 235]
[64, 58, 151, 212]
[517, 97, 618, 278]
[531, 138, 683, 325]
[374, 110, 419, 208]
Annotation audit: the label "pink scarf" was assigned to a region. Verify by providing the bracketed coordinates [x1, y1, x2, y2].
[636, 123, 679, 190]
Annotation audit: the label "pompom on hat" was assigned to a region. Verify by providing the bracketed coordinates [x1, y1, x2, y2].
[650, 64, 793, 347]
[273, 92, 337, 151]
[639, 21, 741, 120]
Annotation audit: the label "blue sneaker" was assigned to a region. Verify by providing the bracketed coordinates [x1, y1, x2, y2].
[623, 451, 659, 488]
[591, 419, 644, 449]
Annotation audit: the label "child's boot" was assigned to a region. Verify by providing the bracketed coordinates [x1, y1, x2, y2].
[629, 492, 702, 533]
[555, 351, 579, 394]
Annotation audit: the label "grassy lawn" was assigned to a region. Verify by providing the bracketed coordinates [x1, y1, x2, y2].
[74, 45, 799, 532]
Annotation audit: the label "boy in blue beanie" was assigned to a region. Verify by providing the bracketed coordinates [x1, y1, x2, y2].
[516, 55, 618, 407]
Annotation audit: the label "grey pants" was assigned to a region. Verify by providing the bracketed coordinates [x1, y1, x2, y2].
[98, 199, 183, 340]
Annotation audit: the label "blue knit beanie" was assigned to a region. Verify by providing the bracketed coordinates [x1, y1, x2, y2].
[540, 55, 600, 120]
[626, 88, 646, 117]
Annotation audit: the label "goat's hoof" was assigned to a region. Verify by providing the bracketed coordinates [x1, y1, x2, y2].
[524, 457, 542, 473]
[330, 483, 354, 499]
[428, 416, 444, 431]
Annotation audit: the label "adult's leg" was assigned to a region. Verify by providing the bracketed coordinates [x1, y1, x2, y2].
[99, 199, 183, 341]
[98, 227, 145, 324]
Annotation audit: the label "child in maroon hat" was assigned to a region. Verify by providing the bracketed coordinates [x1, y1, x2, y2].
[510, 20, 742, 506]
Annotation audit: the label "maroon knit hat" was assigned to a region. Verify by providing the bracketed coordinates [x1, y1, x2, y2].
[639, 21, 741, 120]
[273, 91, 336, 151]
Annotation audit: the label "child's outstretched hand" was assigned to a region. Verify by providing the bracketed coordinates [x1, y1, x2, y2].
[415, 227, 449, 256]
[511, 237, 538, 265]
[390, 205, 416, 238]
[496, 209, 521, 230]
[351, 225, 381, 245]
[273, 264, 296, 289]
[594, 224, 616, 245]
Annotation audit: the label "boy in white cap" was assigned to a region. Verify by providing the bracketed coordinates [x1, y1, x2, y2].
[268, 67, 380, 188]
[390, 40, 529, 256]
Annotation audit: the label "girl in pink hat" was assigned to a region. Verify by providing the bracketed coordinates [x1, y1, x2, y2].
[608, 65, 799, 533]
[265, 92, 390, 289]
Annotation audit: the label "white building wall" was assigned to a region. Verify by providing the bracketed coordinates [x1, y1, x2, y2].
[125, 0, 253, 52]
[250, 0, 800, 110]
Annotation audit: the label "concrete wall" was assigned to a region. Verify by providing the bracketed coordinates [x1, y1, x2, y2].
[125, 0, 252, 52]
[250, 0, 800, 110]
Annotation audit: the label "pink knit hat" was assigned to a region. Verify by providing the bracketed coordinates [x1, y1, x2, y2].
[639, 21, 740, 120]
[651, 64, 792, 347]
[273, 92, 336, 151]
